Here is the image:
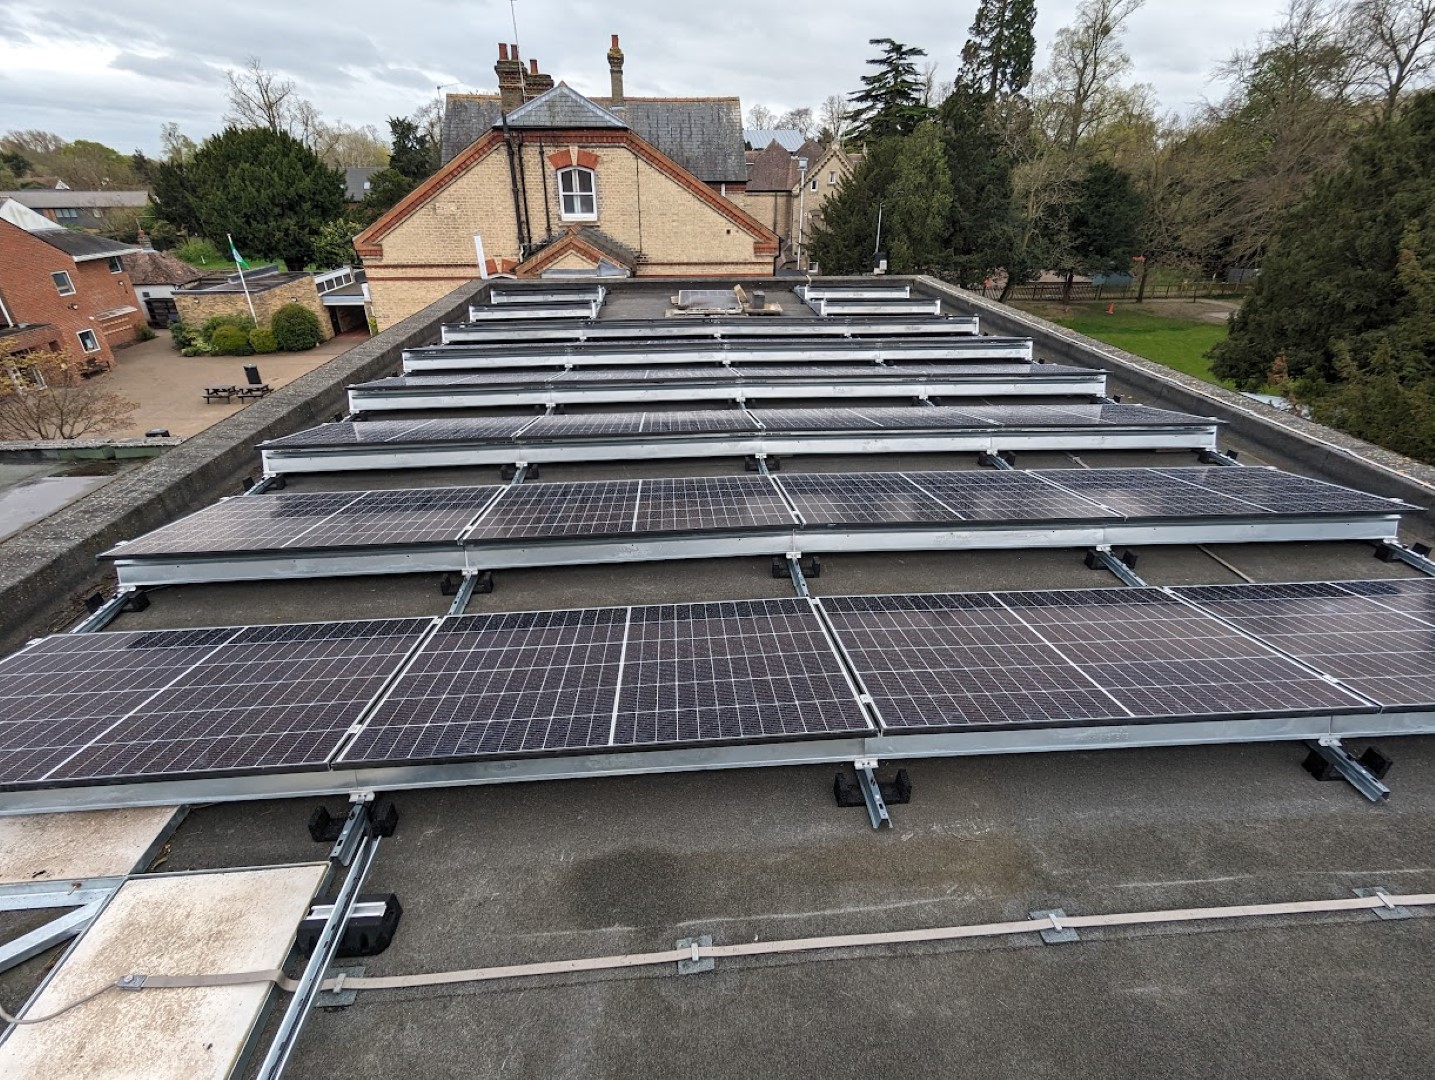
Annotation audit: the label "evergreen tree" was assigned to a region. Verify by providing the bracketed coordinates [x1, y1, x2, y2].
[1058, 161, 1144, 300]
[1212, 91, 1435, 393]
[185, 126, 344, 269]
[386, 116, 439, 182]
[959, 0, 1039, 99]
[886, 121, 954, 273]
[806, 139, 902, 274]
[939, 89, 1026, 286]
[847, 39, 932, 143]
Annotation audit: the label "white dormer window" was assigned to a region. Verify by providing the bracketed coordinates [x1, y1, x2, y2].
[558, 167, 597, 221]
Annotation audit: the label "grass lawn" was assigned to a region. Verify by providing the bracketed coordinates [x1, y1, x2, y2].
[1015, 302, 1232, 386]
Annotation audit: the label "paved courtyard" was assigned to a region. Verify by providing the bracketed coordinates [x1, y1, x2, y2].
[100, 329, 367, 439]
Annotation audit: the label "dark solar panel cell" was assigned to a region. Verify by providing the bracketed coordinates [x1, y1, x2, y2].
[400, 417, 532, 442]
[465, 481, 640, 540]
[908, 471, 1111, 521]
[748, 408, 880, 431]
[293, 488, 500, 548]
[1034, 468, 1254, 518]
[48, 619, 428, 782]
[343, 608, 629, 763]
[613, 599, 871, 746]
[1337, 578, 1435, 624]
[779, 473, 960, 526]
[1159, 467, 1410, 515]
[635, 477, 796, 532]
[113, 493, 365, 556]
[822, 589, 1368, 732]
[1175, 582, 1435, 707]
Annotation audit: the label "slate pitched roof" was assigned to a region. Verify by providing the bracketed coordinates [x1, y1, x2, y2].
[504, 84, 628, 129]
[33, 229, 141, 262]
[121, 250, 206, 287]
[745, 140, 798, 192]
[442, 92, 746, 183]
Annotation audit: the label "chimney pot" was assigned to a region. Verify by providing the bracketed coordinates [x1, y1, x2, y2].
[611, 34, 620, 49]
[530, 58, 539, 75]
[608, 33, 625, 106]
[511, 43, 520, 59]
[498, 43, 508, 60]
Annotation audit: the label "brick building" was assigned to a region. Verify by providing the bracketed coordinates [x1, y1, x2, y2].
[0, 201, 144, 368]
[173, 266, 334, 342]
[356, 37, 780, 329]
[0, 189, 150, 234]
[736, 139, 858, 271]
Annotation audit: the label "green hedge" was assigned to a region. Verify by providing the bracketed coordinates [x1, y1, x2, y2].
[209, 324, 253, 356]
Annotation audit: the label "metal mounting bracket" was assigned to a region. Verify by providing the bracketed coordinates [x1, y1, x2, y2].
[675, 935, 714, 976]
[1374, 541, 1435, 577]
[1305, 739, 1391, 803]
[854, 759, 892, 829]
[1085, 546, 1146, 587]
[447, 571, 481, 616]
[977, 450, 1016, 470]
[1354, 887, 1412, 921]
[1031, 908, 1080, 944]
[1198, 448, 1242, 467]
[314, 964, 365, 1008]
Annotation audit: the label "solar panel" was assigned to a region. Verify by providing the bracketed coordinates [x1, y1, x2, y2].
[612, 599, 872, 746]
[399, 417, 534, 443]
[287, 487, 502, 548]
[634, 477, 797, 533]
[778, 473, 960, 526]
[1034, 468, 1258, 517]
[1157, 467, 1409, 515]
[908, 471, 1113, 521]
[0, 629, 238, 784]
[748, 408, 882, 431]
[343, 609, 629, 762]
[822, 589, 1369, 732]
[521, 411, 760, 439]
[0, 620, 431, 787]
[466, 481, 640, 540]
[1175, 581, 1435, 707]
[262, 419, 529, 450]
[114, 493, 365, 556]
[1339, 577, 1435, 622]
[48, 620, 432, 782]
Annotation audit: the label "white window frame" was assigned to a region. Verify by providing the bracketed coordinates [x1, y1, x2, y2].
[828, 171, 836, 186]
[0, 290, 13, 328]
[558, 166, 598, 222]
[52, 271, 75, 296]
[77, 329, 100, 353]
[810, 179, 818, 191]
[55, 207, 79, 221]
[107, 256, 124, 274]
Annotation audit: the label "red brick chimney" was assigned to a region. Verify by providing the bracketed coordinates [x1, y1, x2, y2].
[496, 42, 524, 112]
[526, 56, 554, 100]
[607, 34, 625, 109]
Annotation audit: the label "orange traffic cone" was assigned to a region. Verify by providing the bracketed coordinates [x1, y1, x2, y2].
[1106, 303, 1115, 315]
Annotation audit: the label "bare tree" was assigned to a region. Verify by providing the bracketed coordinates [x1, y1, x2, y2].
[819, 94, 850, 142]
[0, 347, 138, 441]
[1346, 0, 1435, 119]
[160, 122, 198, 164]
[746, 104, 777, 130]
[777, 107, 816, 136]
[1036, 0, 1147, 151]
[226, 57, 299, 131]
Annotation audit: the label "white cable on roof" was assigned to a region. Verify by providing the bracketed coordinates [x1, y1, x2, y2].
[4, 890, 1430, 1027]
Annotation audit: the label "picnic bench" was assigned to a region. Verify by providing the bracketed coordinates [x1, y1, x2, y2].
[204, 384, 272, 403]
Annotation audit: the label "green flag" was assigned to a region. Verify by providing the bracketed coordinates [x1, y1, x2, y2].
[228, 236, 250, 270]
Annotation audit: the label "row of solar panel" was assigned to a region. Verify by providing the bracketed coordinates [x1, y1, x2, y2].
[107, 468, 1407, 559]
[1, 579, 1431, 789]
[264, 404, 1208, 451]
[360, 361, 1088, 391]
[437, 316, 982, 346]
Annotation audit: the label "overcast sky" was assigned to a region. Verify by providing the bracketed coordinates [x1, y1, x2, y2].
[0, 0, 1291, 157]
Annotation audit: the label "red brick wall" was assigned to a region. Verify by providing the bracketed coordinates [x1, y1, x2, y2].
[0, 220, 144, 366]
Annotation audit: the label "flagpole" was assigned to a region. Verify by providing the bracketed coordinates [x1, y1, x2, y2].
[227, 233, 258, 323]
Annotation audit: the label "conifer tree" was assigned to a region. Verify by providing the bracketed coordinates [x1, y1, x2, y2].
[847, 39, 933, 143]
[959, 0, 1039, 99]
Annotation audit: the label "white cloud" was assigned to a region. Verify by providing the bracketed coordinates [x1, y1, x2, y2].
[0, 0, 1290, 155]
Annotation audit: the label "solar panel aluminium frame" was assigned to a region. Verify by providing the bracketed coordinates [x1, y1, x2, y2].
[403, 337, 1029, 371]
[348, 368, 1106, 412]
[462, 299, 602, 321]
[804, 296, 944, 317]
[437, 315, 982, 345]
[797, 284, 912, 300]
[489, 285, 606, 305]
[3, 700, 1430, 816]
[259, 414, 1218, 474]
[106, 504, 1401, 588]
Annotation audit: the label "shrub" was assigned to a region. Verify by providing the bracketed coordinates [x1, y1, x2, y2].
[271, 303, 322, 351]
[180, 344, 210, 357]
[175, 237, 222, 265]
[169, 319, 194, 350]
[249, 327, 278, 354]
[209, 325, 253, 356]
[135, 324, 157, 343]
[201, 313, 255, 339]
